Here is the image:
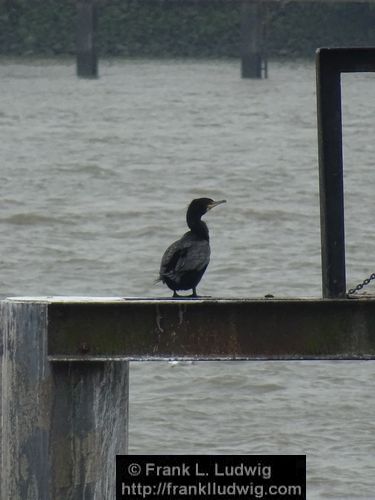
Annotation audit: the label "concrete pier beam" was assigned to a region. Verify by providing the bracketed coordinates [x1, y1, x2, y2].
[2, 292, 375, 497]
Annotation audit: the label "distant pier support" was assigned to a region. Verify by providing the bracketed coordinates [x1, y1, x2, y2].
[76, 0, 98, 78]
[241, 0, 267, 79]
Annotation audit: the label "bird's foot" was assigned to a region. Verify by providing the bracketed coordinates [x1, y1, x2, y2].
[172, 290, 212, 299]
[189, 294, 212, 299]
[189, 289, 211, 299]
[172, 292, 200, 299]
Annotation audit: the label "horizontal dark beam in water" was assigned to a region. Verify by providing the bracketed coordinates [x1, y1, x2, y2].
[11, 296, 371, 361]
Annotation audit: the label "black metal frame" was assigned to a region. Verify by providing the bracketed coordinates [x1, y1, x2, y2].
[316, 47, 375, 298]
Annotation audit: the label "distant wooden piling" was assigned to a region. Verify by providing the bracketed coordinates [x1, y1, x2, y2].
[76, 0, 98, 78]
[0, 299, 128, 499]
[240, 0, 267, 79]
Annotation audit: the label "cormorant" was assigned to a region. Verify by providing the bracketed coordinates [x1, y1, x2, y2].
[157, 198, 226, 297]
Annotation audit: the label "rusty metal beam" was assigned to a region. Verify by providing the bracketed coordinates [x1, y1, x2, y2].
[12, 296, 371, 361]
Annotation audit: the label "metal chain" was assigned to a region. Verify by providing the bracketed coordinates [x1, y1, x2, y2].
[347, 273, 375, 295]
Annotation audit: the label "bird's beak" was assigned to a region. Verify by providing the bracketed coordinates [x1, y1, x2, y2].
[207, 199, 227, 210]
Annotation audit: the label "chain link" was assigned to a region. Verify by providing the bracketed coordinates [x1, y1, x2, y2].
[347, 273, 375, 295]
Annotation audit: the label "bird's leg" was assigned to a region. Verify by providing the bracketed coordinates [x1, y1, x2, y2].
[173, 291, 180, 298]
[190, 288, 212, 299]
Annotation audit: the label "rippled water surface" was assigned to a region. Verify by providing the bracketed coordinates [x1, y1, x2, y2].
[1, 58, 375, 499]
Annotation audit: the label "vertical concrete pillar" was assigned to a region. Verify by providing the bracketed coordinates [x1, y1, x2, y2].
[0, 299, 128, 499]
[241, 0, 266, 79]
[77, 0, 98, 78]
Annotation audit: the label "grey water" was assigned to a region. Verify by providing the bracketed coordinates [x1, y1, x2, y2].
[0, 57, 374, 498]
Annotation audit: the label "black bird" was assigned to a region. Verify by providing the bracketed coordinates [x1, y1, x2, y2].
[157, 198, 226, 297]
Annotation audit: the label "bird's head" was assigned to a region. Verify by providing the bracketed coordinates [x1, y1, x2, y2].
[187, 198, 227, 219]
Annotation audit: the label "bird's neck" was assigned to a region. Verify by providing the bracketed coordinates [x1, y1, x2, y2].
[187, 217, 209, 240]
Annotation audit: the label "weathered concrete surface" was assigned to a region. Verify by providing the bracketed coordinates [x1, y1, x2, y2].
[44, 296, 375, 361]
[1, 299, 128, 500]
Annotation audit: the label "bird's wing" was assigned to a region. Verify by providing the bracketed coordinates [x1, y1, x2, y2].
[159, 234, 210, 279]
[175, 239, 210, 273]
